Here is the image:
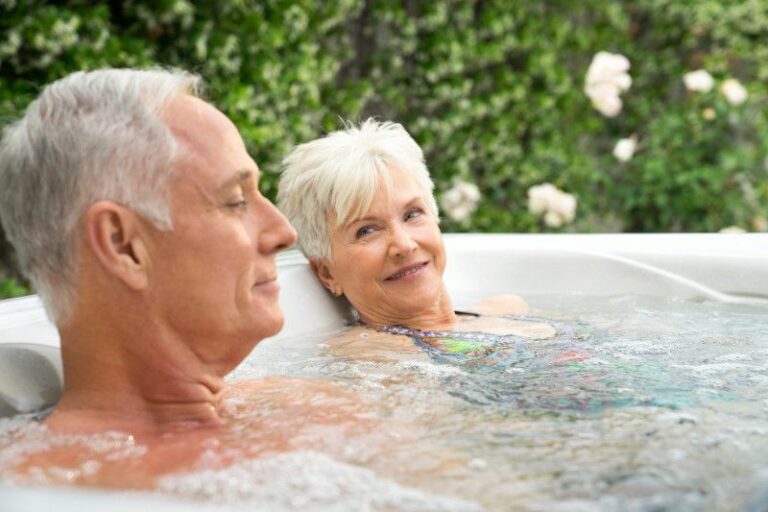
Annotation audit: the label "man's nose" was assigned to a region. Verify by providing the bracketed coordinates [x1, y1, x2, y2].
[388, 222, 417, 258]
[257, 197, 298, 254]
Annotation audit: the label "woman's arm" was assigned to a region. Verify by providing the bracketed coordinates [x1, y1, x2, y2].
[468, 294, 530, 316]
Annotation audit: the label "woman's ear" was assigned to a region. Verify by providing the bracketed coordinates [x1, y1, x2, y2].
[310, 258, 343, 297]
[83, 201, 150, 290]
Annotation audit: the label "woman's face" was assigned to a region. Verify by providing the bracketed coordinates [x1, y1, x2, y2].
[315, 165, 448, 325]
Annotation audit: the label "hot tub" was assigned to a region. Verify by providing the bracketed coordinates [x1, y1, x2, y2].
[1, 233, 767, 511]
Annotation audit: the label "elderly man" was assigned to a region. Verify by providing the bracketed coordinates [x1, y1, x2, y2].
[0, 69, 367, 487]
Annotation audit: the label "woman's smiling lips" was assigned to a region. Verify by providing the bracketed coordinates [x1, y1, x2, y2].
[384, 262, 428, 281]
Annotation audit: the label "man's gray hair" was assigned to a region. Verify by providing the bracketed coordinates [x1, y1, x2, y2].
[0, 68, 200, 324]
[278, 119, 439, 261]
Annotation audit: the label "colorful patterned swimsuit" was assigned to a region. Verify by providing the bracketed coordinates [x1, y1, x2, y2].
[375, 312, 698, 411]
[375, 312, 586, 371]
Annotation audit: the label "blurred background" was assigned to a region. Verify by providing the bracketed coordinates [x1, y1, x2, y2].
[1, 0, 767, 298]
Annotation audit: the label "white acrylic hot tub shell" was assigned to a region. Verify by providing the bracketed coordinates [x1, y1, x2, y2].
[1, 232, 767, 509]
[274, 233, 768, 340]
[1, 233, 767, 359]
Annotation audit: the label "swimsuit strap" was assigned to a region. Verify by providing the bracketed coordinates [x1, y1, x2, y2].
[455, 309, 563, 326]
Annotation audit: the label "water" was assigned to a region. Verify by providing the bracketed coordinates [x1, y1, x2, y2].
[2, 295, 768, 511]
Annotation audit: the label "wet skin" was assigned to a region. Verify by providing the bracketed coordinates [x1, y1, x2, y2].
[0, 95, 375, 486]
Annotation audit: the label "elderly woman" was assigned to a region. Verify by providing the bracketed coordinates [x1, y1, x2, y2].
[278, 120, 556, 366]
[276, 121, 702, 414]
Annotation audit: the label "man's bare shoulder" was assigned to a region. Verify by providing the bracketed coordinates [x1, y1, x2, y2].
[225, 375, 356, 401]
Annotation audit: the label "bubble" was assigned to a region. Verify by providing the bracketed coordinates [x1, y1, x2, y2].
[467, 458, 487, 471]
[158, 451, 482, 511]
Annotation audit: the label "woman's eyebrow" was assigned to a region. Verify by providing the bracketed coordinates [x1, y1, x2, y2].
[345, 215, 379, 229]
[404, 196, 423, 207]
[344, 196, 424, 228]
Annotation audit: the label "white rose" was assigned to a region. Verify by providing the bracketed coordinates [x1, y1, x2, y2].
[721, 78, 747, 106]
[584, 52, 631, 117]
[441, 181, 481, 222]
[613, 137, 637, 162]
[586, 52, 630, 84]
[454, 181, 481, 202]
[543, 210, 563, 228]
[683, 70, 714, 93]
[528, 183, 577, 226]
[448, 204, 472, 222]
[589, 86, 623, 118]
[527, 183, 558, 215]
[553, 191, 577, 223]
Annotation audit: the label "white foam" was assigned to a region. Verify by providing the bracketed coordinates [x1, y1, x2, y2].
[395, 360, 466, 378]
[158, 450, 482, 512]
[713, 353, 753, 362]
[655, 412, 698, 425]
[0, 418, 146, 485]
[671, 362, 759, 376]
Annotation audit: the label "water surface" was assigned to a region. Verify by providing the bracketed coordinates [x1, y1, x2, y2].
[2, 295, 767, 511]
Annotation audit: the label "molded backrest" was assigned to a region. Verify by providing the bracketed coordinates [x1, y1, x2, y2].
[0, 343, 62, 417]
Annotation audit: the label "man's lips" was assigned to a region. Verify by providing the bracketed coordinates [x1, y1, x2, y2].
[253, 277, 279, 291]
[384, 262, 428, 281]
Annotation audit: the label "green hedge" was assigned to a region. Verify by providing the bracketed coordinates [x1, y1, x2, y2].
[2, 0, 767, 296]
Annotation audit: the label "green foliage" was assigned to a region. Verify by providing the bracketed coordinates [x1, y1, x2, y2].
[1, 0, 767, 293]
[0, 277, 28, 299]
[352, 0, 768, 233]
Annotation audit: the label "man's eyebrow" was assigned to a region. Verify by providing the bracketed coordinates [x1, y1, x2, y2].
[216, 169, 257, 192]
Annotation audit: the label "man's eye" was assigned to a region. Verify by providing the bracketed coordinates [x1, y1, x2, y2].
[225, 198, 247, 210]
[355, 226, 375, 239]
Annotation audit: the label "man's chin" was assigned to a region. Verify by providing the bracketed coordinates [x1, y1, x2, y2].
[254, 308, 285, 340]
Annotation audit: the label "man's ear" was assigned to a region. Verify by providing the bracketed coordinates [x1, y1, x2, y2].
[83, 201, 150, 290]
[309, 258, 342, 297]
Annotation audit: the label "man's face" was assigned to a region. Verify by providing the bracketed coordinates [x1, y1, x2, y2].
[143, 95, 296, 372]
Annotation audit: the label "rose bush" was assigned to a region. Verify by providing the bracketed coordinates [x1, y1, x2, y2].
[1, 0, 767, 297]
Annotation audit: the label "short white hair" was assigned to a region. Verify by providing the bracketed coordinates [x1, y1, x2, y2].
[0, 68, 200, 324]
[278, 119, 439, 260]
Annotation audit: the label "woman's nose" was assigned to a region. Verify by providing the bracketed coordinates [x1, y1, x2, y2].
[388, 223, 417, 258]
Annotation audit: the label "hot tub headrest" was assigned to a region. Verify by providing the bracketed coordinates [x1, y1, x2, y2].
[0, 343, 62, 419]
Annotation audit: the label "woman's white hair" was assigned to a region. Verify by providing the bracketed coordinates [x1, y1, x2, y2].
[278, 119, 439, 260]
[0, 68, 200, 324]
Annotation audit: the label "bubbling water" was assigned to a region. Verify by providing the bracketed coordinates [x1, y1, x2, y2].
[158, 450, 482, 512]
[235, 294, 768, 511]
[1, 294, 767, 511]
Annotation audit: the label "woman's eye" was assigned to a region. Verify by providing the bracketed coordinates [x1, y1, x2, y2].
[355, 226, 375, 239]
[405, 208, 424, 220]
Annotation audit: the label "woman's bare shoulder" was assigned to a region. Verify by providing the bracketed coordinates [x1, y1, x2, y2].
[327, 325, 425, 361]
[467, 294, 530, 316]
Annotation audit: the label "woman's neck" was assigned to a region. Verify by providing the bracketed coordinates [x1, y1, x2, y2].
[358, 287, 458, 331]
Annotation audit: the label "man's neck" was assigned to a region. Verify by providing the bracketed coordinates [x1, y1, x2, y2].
[50, 317, 227, 435]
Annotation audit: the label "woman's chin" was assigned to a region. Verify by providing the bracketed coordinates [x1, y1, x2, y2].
[386, 295, 445, 320]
